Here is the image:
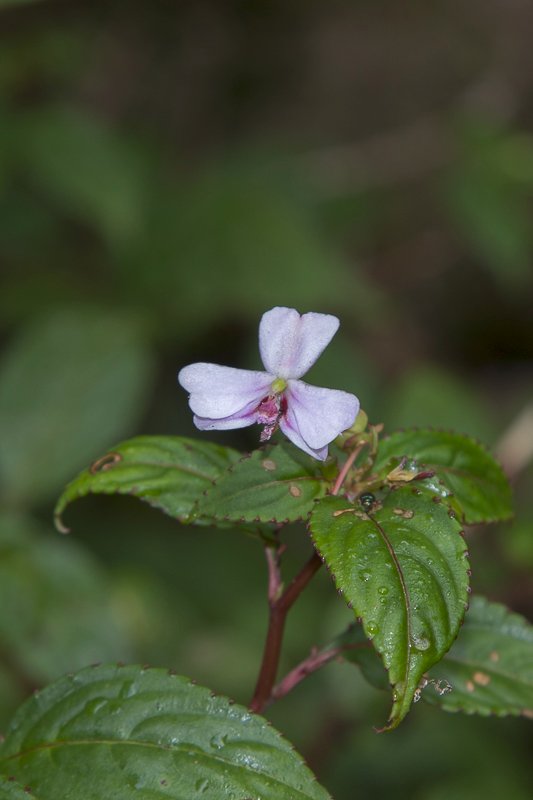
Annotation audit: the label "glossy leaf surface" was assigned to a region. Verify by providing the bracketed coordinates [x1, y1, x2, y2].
[0, 665, 331, 800]
[195, 442, 327, 523]
[425, 595, 533, 717]
[309, 486, 469, 729]
[374, 428, 512, 524]
[54, 435, 240, 531]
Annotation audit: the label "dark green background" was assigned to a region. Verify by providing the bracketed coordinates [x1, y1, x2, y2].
[1, 2, 532, 797]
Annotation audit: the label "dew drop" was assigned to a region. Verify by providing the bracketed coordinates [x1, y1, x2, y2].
[366, 621, 379, 636]
[209, 733, 228, 750]
[378, 586, 389, 596]
[359, 571, 372, 582]
[411, 634, 430, 651]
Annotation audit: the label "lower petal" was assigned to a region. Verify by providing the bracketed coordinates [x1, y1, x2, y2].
[193, 396, 261, 431]
[285, 380, 359, 450]
[279, 416, 329, 461]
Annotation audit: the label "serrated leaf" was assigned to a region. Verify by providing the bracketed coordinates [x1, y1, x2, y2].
[54, 435, 240, 531]
[424, 595, 533, 717]
[0, 665, 331, 800]
[195, 442, 327, 524]
[374, 429, 512, 524]
[309, 486, 469, 729]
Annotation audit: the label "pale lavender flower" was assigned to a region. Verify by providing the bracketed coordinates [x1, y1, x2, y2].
[178, 307, 359, 460]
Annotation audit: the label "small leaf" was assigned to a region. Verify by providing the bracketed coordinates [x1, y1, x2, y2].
[374, 429, 512, 524]
[54, 435, 240, 531]
[309, 486, 469, 729]
[0, 664, 332, 800]
[425, 595, 533, 717]
[195, 442, 328, 524]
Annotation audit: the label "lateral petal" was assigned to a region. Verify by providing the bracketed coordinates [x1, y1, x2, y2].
[285, 380, 359, 449]
[178, 363, 272, 419]
[259, 307, 340, 379]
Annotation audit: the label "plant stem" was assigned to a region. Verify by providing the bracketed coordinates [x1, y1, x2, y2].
[250, 446, 362, 714]
[249, 550, 322, 713]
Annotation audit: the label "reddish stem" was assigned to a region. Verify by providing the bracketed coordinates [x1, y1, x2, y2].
[249, 447, 362, 714]
[249, 550, 322, 713]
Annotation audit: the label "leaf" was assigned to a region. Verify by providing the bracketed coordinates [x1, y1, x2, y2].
[195, 442, 328, 524]
[54, 435, 240, 532]
[326, 622, 389, 691]
[373, 428, 512, 524]
[13, 107, 147, 246]
[0, 309, 153, 506]
[0, 664, 332, 800]
[424, 595, 533, 717]
[0, 778, 37, 800]
[309, 486, 470, 729]
[0, 512, 132, 683]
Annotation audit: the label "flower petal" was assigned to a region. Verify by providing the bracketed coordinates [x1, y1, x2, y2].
[178, 363, 272, 419]
[259, 307, 340, 379]
[285, 380, 359, 449]
[279, 416, 329, 461]
[193, 397, 261, 431]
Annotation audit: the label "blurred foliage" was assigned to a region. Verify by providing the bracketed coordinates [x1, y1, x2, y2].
[0, 1, 532, 798]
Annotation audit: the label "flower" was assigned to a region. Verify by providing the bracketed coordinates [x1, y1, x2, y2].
[178, 306, 359, 460]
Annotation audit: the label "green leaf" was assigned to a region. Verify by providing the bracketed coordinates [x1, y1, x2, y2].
[54, 435, 240, 532]
[326, 622, 389, 691]
[13, 107, 147, 246]
[195, 442, 328, 524]
[0, 512, 132, 683]
[374, 428, 512, 524]
[0, 309, 153, 506]
[309, 486, 470, 729]
[425, 595, 533, 717]
[0, 777, 37, 800]
[0, 664, 332, 800]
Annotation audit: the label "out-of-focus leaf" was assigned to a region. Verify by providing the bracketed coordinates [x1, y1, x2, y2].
[445, 121, 533, 288]
[374, 428, 513, 524]
[382, 365, 496, 444]
[309, 486, 469, 729]
[0, 778, 37, 800]
[0, 664, 332, 800]
[0, 308, 153, 505]
[120, 158, 358, 337]
[425, 595, 533, 717]
[195, 442, 328, 524]
[0, 513, 131, 683]
[54, 435, 240, 532]
[12, 107, 147, 245]
[326, 622, 389, 691]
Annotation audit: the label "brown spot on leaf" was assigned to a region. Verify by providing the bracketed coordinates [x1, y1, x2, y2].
[465, 680, 475, 692]
[289, 484, 302, 497]
[489, 651, 499, 663]
[262, 458, 277, 471]
[473, 671, 491, 686]
[521, 708, 533, 719]
[90, 451, 122, 474]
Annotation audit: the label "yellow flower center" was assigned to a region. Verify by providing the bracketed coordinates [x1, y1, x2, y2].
[271, 377, 287, 394]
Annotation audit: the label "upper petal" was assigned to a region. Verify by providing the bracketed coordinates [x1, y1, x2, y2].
[259, 307, 340, 379]
[285, 380, 359, 449]
[178, 363, 272, 419]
